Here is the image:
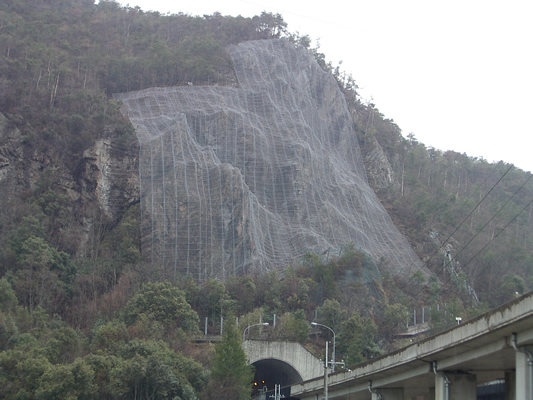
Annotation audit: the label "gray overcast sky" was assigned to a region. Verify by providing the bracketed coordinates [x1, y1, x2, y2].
[117, 0, 533, 173]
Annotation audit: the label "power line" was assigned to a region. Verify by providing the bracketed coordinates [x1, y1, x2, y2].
[389, 165, 514, 304]
[400, 175, 533, 329]
[411, 171, 533, 303]
[436, 195, 533, 298]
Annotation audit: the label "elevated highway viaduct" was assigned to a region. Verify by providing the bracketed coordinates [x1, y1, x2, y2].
[290, 292, 533, 399]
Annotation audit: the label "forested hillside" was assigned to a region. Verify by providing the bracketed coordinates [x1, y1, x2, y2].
[353, 104, 533, 306]
[0, 0, 532, 398]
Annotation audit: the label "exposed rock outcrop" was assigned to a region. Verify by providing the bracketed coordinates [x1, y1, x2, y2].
[0, 113, 139, 257]
[362, 135, 395, 190]
[116, 39, 429, 281]
[0, 114, 24, 191]
[1, 39, 431, 284]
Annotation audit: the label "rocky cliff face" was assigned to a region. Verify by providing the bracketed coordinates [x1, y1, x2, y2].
[116, 39, 428, 281]
[0, 114, 24, 191]
[0, 113, 139, 257]
[74, 136, 140, 257]
[361, 135, 395, 190]
[0, 39, 427, 283]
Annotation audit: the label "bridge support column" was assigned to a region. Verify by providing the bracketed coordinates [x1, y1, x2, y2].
[505, 370, 516, 400]
[515, 350, 533, 399]
[434, 373, 449, 400]
[434, 373, 476, 400]
[449, 373, 476, 399]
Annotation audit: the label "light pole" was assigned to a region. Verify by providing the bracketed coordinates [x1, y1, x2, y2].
[311, 322, 336, 372]
[242, 322, 269, 343]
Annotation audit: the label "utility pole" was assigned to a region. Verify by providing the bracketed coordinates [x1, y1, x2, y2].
[311, 322, 336, 372]
[324, 341, 329, 400]
[275, 384, 281, 400]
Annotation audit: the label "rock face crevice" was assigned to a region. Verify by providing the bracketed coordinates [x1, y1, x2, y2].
[116, 39, 427, 281]
[0, 112, 139, 258]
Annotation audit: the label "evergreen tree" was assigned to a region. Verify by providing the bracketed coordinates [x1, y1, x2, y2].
[337, 312, 380, 367]
[205, 317, 254, 400]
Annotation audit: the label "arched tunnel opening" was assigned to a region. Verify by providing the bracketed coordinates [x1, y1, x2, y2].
[251, 358, 303, 397]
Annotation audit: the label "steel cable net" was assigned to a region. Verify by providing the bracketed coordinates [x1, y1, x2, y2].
[116, 39, 425, 281]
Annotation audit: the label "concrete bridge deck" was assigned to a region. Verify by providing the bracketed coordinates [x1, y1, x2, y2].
[291, 292, 533, 399]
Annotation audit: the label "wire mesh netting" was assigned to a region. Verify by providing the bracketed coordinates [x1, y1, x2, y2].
[115, 39, 426, 281]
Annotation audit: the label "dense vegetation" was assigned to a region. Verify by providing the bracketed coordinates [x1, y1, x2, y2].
[352, 104, 533, 306]
[1, 0, 532, 398]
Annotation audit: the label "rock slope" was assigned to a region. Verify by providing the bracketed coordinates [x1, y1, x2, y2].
[116, 39, 427, 281]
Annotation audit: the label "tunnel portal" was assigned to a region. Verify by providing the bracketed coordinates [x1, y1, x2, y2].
[244, 340, 324, 398]
[252, 358, 303, 392]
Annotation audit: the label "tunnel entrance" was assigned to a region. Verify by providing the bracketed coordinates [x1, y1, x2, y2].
[252, 358, 303, 395]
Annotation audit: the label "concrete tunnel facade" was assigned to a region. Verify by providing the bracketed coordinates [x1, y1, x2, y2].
[244, 340, 324, 392]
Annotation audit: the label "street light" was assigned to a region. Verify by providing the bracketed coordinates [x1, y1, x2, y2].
[311, 322, 336, 372]
[242, 322, 269, 343]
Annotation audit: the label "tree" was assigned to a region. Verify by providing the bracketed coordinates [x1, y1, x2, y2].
[35, 358, 96, 400]
[316, 299, 346, 333]
[252, 12, 287, 38]
[495, 274, 526, 304]
[110, 339, 205, 400]
[92, 320, 130, 351]
[200, 278, 237, 321]
[13, 235, 73, 313]
[378, 303, 409, 346]
[206, 317, 253, 400]
[123, 281, 199, 334]
[0, 278, 18, 313]
[275, 310, 310, 343]
[225, 275, 257, 315]
[279, 266, 313, 311]
[44, 325, 83, 364]
[337, 313, 380, 367]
